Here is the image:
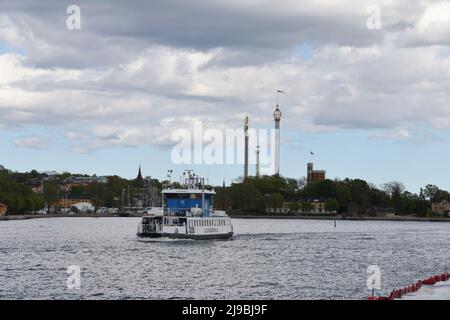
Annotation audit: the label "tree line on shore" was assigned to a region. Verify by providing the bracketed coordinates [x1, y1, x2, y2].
[0, 165, 161, 214]
[1, 164, 449, 216]
[214, 175, 450, 216]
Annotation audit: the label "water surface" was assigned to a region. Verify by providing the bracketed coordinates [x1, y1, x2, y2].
[0, 218, 449, 299]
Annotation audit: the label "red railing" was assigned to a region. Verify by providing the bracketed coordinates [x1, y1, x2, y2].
[368, 272, 450, 300]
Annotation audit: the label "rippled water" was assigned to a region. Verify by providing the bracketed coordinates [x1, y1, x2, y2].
[0, 217, 449, 299]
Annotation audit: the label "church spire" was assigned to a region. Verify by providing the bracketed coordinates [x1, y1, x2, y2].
[136, 165, 143, 181]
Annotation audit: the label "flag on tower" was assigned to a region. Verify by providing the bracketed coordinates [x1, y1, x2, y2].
[310, 151, 314, 155]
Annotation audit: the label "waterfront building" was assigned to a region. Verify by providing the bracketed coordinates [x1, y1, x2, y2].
[266, 198, 335, 215]
[25, 178, 44, 194]
[306, 162, 326, 184]
[42, 171, 60, 181]
[432, 200, 450, 216]
[0, 203, 7, 216]
[63, 175, 108, 185]
[55, 196, 92, 209]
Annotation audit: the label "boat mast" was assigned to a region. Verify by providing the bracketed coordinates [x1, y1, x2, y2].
[201, 177, 205, 217]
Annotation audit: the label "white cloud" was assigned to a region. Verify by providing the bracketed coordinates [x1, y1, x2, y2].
[401, 1, 450, 46]
[13, 136, 50, 150]
[0, 0, 449, 151]
[369, 129, 410, 140]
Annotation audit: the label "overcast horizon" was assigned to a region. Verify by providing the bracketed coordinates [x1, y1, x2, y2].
[1, 1, 450, 193]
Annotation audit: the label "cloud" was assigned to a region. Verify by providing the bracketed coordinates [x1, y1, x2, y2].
[0, 0, 450, 152]
[400, 1, 450, 46]
[368, 129, 410, 140]
[13, 136, 50, 150]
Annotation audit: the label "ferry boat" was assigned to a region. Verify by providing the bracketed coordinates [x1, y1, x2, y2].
[137, 171, 233, 239]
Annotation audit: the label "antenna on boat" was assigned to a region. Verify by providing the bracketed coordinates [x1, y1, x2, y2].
[167, 170, 173, 184]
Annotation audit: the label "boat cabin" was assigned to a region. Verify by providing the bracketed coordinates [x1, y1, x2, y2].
[163, 189, 215, 217]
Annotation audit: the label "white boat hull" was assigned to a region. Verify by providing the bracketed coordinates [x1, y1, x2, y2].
[137, 231, 233, 240]
[137, 216, 233, 240]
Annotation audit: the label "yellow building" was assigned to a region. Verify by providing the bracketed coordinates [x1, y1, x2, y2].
[432, 200, 450, 216]
[267, 199, 334, 214]
[0, 203, 8, 216]
[56, 198, 92, 209]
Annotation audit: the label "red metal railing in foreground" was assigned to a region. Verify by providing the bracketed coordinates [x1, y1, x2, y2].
[368, 272, 450, 300]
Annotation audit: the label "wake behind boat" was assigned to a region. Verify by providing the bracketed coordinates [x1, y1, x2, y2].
[137, 171, 233, 239]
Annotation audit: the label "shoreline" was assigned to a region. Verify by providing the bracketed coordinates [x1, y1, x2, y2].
[230, 214, 450, 222]
[0, 214, 127, 221]
[1, 213, 450, 222]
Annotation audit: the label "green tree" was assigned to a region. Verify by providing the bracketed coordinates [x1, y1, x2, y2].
[268, 193, 284, 210]
[301, 201, 313, 213]
[325, 198, 339, 213]
[43, 181, 58, 213]
[288, 202, 300, 213]
[422, 184, 440, 201]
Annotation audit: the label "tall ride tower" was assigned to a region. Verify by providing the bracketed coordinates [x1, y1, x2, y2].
[273, 105, 281, 176]
[255, 145, 260, 177]
[244, 115, 249, 179]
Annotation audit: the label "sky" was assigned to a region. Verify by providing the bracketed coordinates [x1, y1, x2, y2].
[0, 0, 450, 193]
